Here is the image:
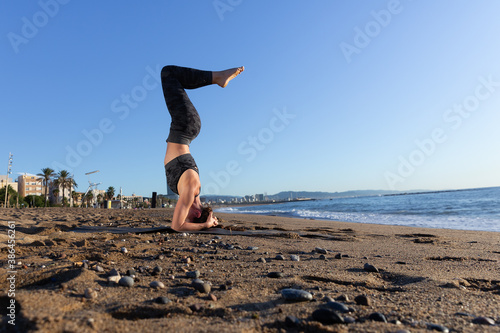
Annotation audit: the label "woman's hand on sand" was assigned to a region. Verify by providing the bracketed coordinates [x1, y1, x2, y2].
[205, 212, 218, 228]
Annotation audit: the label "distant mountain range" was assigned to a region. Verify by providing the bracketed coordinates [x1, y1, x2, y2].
[201, 189, 428, 202]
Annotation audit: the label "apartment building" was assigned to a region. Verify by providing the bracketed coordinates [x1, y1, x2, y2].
[0, 175, 19, 192]
[49, 183, 75, 205]
[18, 174, 43, 197]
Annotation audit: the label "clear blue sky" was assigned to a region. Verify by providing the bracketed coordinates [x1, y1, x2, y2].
[2, 1, 500, 197]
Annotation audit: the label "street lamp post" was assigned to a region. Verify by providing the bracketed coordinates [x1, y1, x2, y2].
[4, 153, 13, 208]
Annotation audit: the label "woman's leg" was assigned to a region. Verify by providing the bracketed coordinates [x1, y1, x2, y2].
[161, 66, 213, 145]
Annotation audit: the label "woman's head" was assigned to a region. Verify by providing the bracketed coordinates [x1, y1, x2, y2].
[192, 205, 213, 223]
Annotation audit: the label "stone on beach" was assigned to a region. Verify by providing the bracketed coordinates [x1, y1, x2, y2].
[186, 270, 200, 279]
[155, 296, 171, 304]
[149, 281, 165, 289]
[312, 308, 344, 324]
[267, 272, 283, 278]
[152, 266, 162, 275]
[315, 247, 327, 254]
[472, 316, 495, 325]
[118, 276, 134, 287]
[84, 288, 97, 299]
[427, 323, 449, 332]
[324, 301, 351, 313]
[108, 273, 121, 284]
[368, 312, 387, 323]
[363, 263, 379, 272]
[281, 289, 312, 302]
[354, 294, 371, 306]
[192, 280, 211, 294]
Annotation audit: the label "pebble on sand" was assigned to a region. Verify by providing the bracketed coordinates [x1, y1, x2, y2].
[368, 312, 387, 323]
[149, 281, 165, 289]
[186, 270, 200, 279]
[152, 266, 162, 275]
[363, 263, 379, 273]
[281, 289, 313, 302]
[290, 255, 300, 261]
[312, 308, 344, 324]
[336, 294, 349, 302]
[354, 294, 371, 306]
[472, 316, 495, 325]
[427, 323, 449, 332]
[285, 315, 301, 327]
[324, 301, 351, 313]
[192, 280, 211, 294]
[267, 272, 284, 278]
[155, 296, 171, 304]
[84, 288, 97, 299]
[315, 247, 327, 254]
[108, 274, 121, 284]
[119, 276, 134, 287]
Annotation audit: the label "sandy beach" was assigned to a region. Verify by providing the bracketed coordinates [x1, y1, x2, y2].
[1, 207, 499, 332]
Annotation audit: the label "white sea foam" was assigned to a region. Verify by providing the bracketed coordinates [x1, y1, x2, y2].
[214, 187, 500, 232]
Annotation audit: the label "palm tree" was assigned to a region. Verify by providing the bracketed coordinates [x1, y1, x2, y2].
[84, 192, 93, 207]
[52, 188, 59, 204]
[71, 191, 80, 207]
[54, 170, 78, 206]
[37, 168, 55, 207]
[106, 186, 115, 201]
[97, 193, 103, 207]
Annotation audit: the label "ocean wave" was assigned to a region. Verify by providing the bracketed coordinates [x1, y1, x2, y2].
[214, 188, 500, 232]
[216, 205, 500, 232]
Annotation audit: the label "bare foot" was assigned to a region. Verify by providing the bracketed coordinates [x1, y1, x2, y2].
[213, 66, 244, 88]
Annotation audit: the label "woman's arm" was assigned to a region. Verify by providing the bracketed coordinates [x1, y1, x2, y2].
[171, 176, 218, 231]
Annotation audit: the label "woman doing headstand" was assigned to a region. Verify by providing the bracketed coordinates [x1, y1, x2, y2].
[161, 65, 244, 231]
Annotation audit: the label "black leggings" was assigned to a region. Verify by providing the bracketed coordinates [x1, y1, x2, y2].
[161, 65, 213, 145]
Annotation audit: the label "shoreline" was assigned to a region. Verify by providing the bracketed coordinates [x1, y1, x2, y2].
[1, 208, 499, 332]
[215, 207, 500, 234]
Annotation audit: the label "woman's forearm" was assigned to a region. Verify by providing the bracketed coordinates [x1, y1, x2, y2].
[172, 219, 209, 232]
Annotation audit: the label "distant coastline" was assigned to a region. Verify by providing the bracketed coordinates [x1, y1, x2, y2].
[212, 197, 315, 208]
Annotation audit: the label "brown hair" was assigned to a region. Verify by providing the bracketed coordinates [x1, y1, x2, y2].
[193, 205, 212, 223]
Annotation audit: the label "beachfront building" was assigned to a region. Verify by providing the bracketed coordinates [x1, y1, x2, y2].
[72, 191, 85, 207]
[0, 175, 18, 192]
[49, 182, 75, 205]
[17, 174, 43, 197]
[122, 194, 144, 208]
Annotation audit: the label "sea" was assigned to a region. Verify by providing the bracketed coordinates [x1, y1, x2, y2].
[215, 187, 500, 233]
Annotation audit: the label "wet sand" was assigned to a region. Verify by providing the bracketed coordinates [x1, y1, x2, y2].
[1, 207, 499, 332]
